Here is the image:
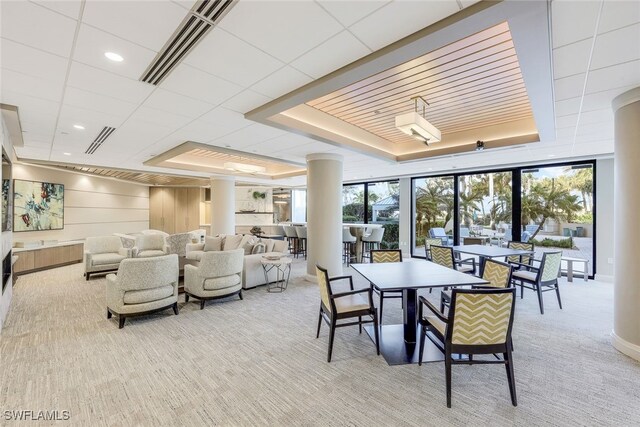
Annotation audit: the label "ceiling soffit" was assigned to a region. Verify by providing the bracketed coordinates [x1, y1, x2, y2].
[245, 1, 554, 163]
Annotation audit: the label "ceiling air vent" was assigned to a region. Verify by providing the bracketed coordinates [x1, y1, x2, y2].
[85, 126, 116, 155]
[140, 0, 236, 86]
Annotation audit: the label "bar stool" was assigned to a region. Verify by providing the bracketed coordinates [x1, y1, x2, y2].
[342, 228, 356, 266]
[283, 225, 298, 255]
[295, 226, 307, 259]
[362, 227, 384, 261]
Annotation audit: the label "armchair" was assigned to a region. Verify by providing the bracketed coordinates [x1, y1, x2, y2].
[430, 245, 476, 275]
[106, 254, 179, 328]
[315, 265, 380, 362]
[84, 236, 131, 280]
[419, 288, 517, 407]
[165, 232, 194, 257]
[511, 251, 562, 314]
[184, 249, 244, 309]
[429, 227, 453, 245]
[133, 234, 168, 258]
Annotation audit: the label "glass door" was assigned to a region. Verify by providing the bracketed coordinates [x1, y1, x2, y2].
[413, 176, 454, 256]
[367, 181, 399, 249]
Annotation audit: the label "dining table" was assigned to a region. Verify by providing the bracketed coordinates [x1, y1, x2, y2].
[452, 244, 534, 276]
[351, 261, 488, 365]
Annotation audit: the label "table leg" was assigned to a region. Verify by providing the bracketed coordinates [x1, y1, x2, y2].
[584, 261, 589, 282]
[478, 255, 487, 277]
[567, 260, 574, 282]
[403, 288, 417, 343]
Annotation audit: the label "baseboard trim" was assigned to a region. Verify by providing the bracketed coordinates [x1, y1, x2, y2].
[595, 274, 614, 283]
[612, 331, 640, 361]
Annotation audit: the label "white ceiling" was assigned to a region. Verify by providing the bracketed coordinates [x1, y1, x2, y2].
[1, 0, 638, 186]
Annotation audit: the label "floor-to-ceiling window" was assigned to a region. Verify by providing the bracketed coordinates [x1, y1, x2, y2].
[413, 176, 454, 256]
[521, 164, 594, 276]
[342, 180, 400, 249]
[368, 181, 399, 249]
[342, 184, 365, 223]
[457, 171, 512, 244]
[411, 161, 596, 278]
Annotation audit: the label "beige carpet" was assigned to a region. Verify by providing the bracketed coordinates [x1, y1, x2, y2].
[1, 259, 639, 426]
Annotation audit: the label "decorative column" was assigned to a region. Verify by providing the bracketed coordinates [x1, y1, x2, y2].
[306, 153, 343, 281]
[612, 87, 640, 361]
[210, 176, 235, 236]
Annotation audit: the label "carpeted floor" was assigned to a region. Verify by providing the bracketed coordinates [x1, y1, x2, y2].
[1, 259, 639, 426]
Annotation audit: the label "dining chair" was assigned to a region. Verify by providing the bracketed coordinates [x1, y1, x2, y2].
[430, 245, 476, 275]
[424, 237, 444, 260]
[315, 265, 380, 362]
[506, 241, 534, 269]
[370, 249, 402, 324]
[418, 288, 517, 408]
[510, 251, 563, 314]
[440, 258, 513, 312]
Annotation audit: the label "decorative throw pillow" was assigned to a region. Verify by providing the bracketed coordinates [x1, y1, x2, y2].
[251, 242, 266, 254]
[223, 234, 244, 251]
[272, 240, 288, 253]
[264, 239, 275, 253]
[239, 235, 257, 255]
[204, 236, 222, 252]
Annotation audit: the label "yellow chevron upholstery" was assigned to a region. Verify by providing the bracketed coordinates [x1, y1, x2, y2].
[541, 251, 563, 281]
[425, 238, 443, 249]
[482, 260, 511, 288]
[430, 246, 454, 269]
[316, 266, 332, 312]
[371, 250, 401, 263]
[507, 242, 533, 265]
[451, 292, 513, 345]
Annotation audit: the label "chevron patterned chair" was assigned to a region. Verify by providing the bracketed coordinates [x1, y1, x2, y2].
[424, 237, 444, 260]
[430, 245, 476, 275]
[418, 288, 517, 408]
[440, 258, 513, 312]
[510, 250, 563, 314]
[370, 249, 402, 324]
[315, 265, 380, 362]
[506, 241, 534, 270]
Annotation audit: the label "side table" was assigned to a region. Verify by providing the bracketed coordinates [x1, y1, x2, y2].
[261, 256, 292, 293]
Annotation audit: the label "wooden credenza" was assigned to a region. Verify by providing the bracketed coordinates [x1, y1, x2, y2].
[13, 242, 84, 275]
[149, 187, 201, 234]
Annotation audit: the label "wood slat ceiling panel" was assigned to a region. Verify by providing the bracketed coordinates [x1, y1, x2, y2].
[56, 165, 208, 186]
[306, 22, 534, 144]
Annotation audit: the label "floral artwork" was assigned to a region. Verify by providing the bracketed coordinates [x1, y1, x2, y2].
[13, 180, 64, 232]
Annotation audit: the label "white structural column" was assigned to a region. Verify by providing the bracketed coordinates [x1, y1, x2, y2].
[612, 87, 640, 361]
[306, 153, 344, 281]
[210, 176, 235, 236]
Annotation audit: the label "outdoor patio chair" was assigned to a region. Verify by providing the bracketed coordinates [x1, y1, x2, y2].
[429, 228, 453, 245]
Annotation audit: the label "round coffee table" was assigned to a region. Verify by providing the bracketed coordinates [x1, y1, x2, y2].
[261, 256, 292, 293]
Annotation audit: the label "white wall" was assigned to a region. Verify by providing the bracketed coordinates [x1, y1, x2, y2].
[596, 158, 614, 281]
[12, 164, 149, 242]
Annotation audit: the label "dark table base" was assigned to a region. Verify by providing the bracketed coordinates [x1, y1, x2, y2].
[364, 324, 449, 366]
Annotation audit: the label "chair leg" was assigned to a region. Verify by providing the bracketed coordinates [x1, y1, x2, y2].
[172, 302, 179, 315]
[316, 308, 323, 338]
[520, 281, 524, 299]
[359, 316, 362, 334]
[440, 294, 446, 313]
[379, 292, 384, 325]
[239, 290, 243, 300]
[327, 319, 336, 362]
[555, 283, 562, 309]
[185, 293, 189, 303]
[107, 309, 112, 319]
[85, 273, 90, 281]
[535, 283, 544, 314]
[445, 349, 453, 408]
[200, 300, 205, 310]
[373, 309, 380, 356]
[505, 349, 518, 406]
[118, 316, 125, 329]
[418, 324, 426, 366]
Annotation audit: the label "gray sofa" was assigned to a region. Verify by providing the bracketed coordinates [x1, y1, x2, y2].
[186, 235, 288, 289]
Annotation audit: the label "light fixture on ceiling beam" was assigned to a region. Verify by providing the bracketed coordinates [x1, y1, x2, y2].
[223, 162, 266, 174]
[395, 95, 441, 145]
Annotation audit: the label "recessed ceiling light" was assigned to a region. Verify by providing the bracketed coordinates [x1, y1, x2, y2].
[73, 124, 85, 130]
[104, 52, 124, 62]
[548, 154, 556, 158]
[63, 152, 71, 156]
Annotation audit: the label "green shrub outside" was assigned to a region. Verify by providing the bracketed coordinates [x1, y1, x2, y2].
[531, 236, 575, 249]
